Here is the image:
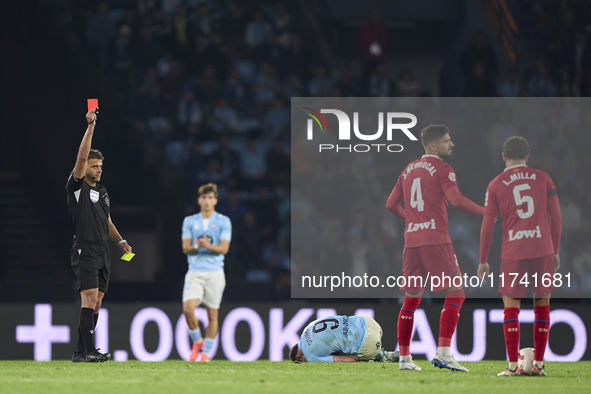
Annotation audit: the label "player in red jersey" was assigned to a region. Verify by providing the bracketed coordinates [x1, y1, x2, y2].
[478, 136, 561, 377]
[386, 124, 484, 371]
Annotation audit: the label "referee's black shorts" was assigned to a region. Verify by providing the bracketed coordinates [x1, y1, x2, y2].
[70, 243, 111, 293]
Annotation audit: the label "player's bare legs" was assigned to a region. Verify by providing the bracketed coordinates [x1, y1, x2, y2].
[531, 295, 550, 376]
[183, 299, 200, 329]
[205, 307, 219, 339]
[398, 291, 422, 370]
[431, 286, 469, 372]
[197, 307, 219, 362]
[95, 291, 105, 313]
[183, 299, 204, 361]
[80, 288, 99, 309]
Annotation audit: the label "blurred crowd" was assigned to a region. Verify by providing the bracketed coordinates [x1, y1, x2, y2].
[56, 0, 434, 299]
[30, 0, 591, 298]
[461, 2, 591, 99]
[293, 97, 591, 296]
[462, 0, 591, 291]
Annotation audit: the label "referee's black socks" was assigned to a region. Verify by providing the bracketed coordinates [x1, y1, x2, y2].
[74, 310, 99, 354]
[74, 326, 85, 354]
[79, 307, 96, 353]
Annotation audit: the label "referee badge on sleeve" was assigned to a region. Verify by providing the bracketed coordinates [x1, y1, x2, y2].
[90, 190, 99, 203]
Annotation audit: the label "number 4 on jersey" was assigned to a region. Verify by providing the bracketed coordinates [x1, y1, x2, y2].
[410, 178, 424, 212]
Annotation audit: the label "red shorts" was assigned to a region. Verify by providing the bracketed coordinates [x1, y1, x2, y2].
[401, 243, 461, 293]
[498, 254, 555, 298]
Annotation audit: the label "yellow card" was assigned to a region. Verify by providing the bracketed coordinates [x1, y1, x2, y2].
[121, 253, 135, 261]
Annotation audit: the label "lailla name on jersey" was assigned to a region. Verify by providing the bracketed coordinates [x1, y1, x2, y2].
[502, 172, 536, 186]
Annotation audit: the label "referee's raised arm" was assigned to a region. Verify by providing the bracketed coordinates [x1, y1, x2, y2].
[73, 109, 98, 179]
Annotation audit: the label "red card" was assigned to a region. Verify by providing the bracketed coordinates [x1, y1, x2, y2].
[87, 98, 99, 111]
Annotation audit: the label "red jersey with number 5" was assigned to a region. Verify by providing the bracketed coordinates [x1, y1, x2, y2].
[484, 164, 556, 259]
[396, 154, 456, 247]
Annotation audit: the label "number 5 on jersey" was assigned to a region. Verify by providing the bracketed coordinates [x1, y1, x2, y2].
[513, 184, 534, 219]
[410, 177, 424, 212]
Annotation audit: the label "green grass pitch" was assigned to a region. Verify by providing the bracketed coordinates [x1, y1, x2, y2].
[1, 360, 590, 394]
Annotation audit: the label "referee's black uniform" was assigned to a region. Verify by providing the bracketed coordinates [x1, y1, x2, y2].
[66, 171, 112, 292]
[66, 169, 112, 362]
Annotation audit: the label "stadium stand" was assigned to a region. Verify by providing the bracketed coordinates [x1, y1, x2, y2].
[1, 0, 590, 302]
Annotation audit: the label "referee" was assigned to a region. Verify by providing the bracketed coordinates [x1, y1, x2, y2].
[65, 109, 133, 362]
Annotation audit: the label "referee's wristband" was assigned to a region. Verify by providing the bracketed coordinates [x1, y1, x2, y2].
[118, 239, 127, 246]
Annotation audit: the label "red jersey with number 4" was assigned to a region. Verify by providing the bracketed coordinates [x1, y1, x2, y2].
[484, 164, 556, 260]
[396, 154, 456, 247]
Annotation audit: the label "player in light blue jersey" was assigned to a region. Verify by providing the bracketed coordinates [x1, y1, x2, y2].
[181, 183, 232, 362]
[289, 315, 398, 363]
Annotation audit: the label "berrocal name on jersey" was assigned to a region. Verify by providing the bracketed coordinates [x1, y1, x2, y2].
[402, 160, 437, 179]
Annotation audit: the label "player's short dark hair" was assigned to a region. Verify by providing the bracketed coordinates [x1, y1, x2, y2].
[88, 149, 104, 161]
[289, 344, 299, 362]
[420, 124, 450, 148]
[502, 136, 529, 160]
[198, 183, 218, 198]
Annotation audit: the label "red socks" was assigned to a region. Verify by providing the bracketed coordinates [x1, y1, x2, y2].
[502, 306, 550, 363]
[534, 305, 550, 362]
[438, 290, 465, 347]
[397, 297, 422, 356]
[503, 307, 520, 362]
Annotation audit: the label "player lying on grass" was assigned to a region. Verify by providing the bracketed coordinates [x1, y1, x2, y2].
[289, 315, 399, 363]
